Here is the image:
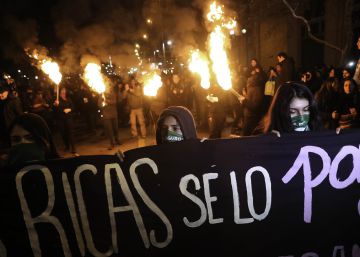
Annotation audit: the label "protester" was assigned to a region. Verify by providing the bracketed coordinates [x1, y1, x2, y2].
[0, 81, 23, 148]
[276, 52, 296, 87]
[31, 89, 53, 127]
[156, 106, 197, 144]
[240, 74, 266, 136]
[100, 85, 123, 150]
[168, 73, 193, 109]
[332, 78, 360, 129]
[207, 85, 228, 138]
[124, 78, 147, 138]
[315, 79, 339, 129]
[5, 113, 59, 167]
[354, 35, 360, 87]
[262, 82, 321, 133]
[54, 87, 78, 156]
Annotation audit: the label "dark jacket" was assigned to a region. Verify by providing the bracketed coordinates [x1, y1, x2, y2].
[156, 106, 197, 144]
[55, 97, 74, 120]
[100, 90, 121, 120]
[278, 58, 295, 87]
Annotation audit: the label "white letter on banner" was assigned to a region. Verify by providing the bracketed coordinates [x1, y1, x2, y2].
[329, 146, 360, 189]
[230, 172, 254, 224]
[105, 163, 150, 252]
[75, 164, 112, 257]
[332, 246, 345, 257]
[203, 173, 223, 224]
[245, 167, 272, 221]
[129, 158, 173, 248]
[0, 239, 7, 257]
[179, 175, 207, 228]
[62, 173, 85, 256]
[282, 146, 331, 223]
[353, 244, 360, 257]
[16, 165, 71, 257]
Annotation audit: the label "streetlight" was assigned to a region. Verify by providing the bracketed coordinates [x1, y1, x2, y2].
[167, 40, 172, 46]
[143, 34, 148, 40]
[241, 28, 247, 34]
[147, 18, 152, 25]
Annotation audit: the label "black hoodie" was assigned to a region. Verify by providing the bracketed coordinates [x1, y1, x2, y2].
[156, 106, 197, 144]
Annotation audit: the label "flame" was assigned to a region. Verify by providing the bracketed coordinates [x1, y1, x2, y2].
[206, 2, 234, 91]
[27, 49, 62, 85]
[207, 2, 224, 22]
[189, 50, 211, 89]
[40, 61, 62, 85]
[143, 73, 163, 97]
[83, 63, 107, 94]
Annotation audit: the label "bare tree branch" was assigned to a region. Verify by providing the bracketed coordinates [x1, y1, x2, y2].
[282, 0, 344, 55]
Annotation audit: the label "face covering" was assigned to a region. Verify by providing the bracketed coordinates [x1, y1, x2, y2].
[163, 130, 184, 143]
[291, 114, 310, 131]
[8, 143, 45, 166]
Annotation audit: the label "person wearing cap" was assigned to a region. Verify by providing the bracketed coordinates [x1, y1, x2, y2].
[0, 81, 23, 148]
[156, 106, 198, 145]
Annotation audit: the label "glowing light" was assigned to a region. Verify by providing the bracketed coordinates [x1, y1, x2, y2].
[143, 34, 148, 40]
[189, 50, 211, 89]
[40, 61, 62, 85]
[348, 61, 355, 67]
[17, 70, 21, 73]
[83, 63, 106, 94]
[135, 43, 140, 48]
[209, 27, 232, 90]
[143, 73, 163, 97]
[147, 18, 152, 24]
[241, 28, 247, 34]
[167, 40, 172, 46]
[27, 49, 62, 85]
[207, 2, 224, 22]
[230, 30, 235, 35]
[206, 1, 235, 91]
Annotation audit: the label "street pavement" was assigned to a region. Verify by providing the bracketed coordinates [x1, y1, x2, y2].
[54, 124, 234, 158]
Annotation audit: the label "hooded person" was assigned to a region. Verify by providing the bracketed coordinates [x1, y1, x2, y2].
[6, 113, 59, 167]
[156, 106, 198, 145]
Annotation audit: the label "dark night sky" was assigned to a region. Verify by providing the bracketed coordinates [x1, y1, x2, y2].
[0, 0, 209, 73]
[0, 0, 359, 74]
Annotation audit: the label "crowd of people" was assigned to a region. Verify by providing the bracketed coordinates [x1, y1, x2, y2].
[0, 36, 359, 168]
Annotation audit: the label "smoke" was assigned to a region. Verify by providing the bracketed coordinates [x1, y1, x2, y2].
[0, 15, 40, 63]
[141, 0, 208, 62]
[0, 0, 238, 74]
[52, 0, 143, 74]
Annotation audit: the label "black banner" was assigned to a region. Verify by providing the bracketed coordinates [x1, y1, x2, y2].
[0, 130, 360, 257]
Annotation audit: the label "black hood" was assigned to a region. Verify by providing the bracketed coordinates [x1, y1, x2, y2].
[9, 113, 59, 159]
[156, 106, 197, 144]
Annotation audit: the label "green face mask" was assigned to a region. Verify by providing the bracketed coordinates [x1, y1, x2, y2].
[291, 114, 310, 131]
[165, 130, 184, 142]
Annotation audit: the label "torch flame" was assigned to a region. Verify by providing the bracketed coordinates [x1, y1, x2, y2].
[207, 2, 234, 91]
[143, 73, 163, 97]
[27, 49, 62, 85]
[189, 50, 211, 89]
[40, 61, 62, 85]
[209, 27, 232, 90]
[83, 63, 107, 94]
[207, 2, 224, 22]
